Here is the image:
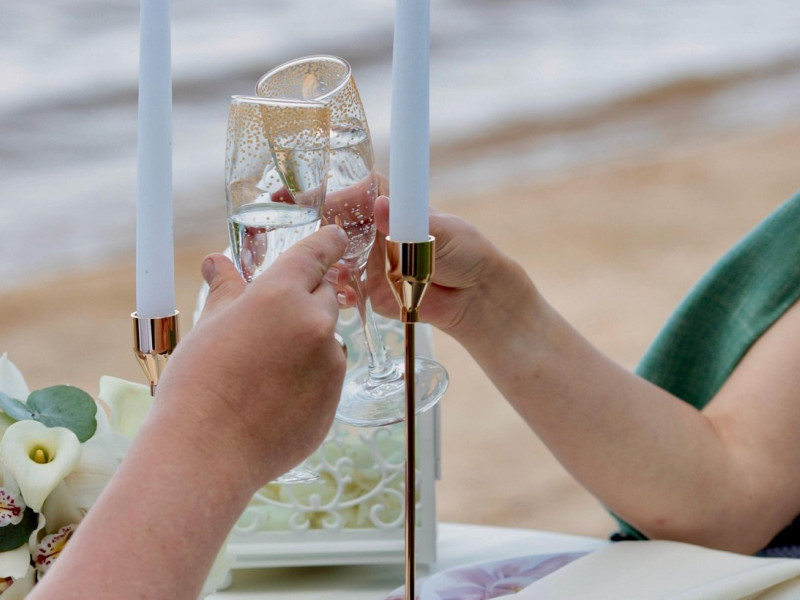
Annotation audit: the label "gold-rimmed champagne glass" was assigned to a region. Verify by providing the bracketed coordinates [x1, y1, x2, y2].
[256, 56, 448, 427]
[226, 95, 330, 481]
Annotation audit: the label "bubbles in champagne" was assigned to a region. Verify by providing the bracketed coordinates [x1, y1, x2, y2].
[228, 203, 320, 282]
[324, 126, 378, 262]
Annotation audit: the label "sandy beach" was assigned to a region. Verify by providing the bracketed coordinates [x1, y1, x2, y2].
[2, 119, 799, 540]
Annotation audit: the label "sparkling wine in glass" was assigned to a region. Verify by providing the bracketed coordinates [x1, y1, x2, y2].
[226, 95, 330, 481]
[256, 56, 448, 427]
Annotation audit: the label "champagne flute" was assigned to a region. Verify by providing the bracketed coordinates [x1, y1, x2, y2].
[256, 56, 448, 427]
[226, 95, 330, 481]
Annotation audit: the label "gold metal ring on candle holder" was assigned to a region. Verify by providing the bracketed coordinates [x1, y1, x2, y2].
[132, 311, 180, 396]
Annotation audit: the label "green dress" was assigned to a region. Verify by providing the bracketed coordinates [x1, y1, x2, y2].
[610, 190, 800, 555]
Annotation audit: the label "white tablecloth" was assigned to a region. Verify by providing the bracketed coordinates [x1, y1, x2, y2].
[210, 523, 609, 599]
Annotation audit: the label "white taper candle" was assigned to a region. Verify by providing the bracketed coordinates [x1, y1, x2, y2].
[136, 0, 175, 318]
[389, 0, 431, 243]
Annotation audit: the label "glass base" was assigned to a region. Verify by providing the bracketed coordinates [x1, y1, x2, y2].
[272, 467, 318, 484]
[335, 357, 449, 427]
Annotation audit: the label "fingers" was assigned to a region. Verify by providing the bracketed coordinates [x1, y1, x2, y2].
[323, 263, 349, 287]
[374, 195, 390, 236]
[199, 253, 246, 320]
[270, 186, 295, 205]
[323, 262, 356, 308]
[265, 225, 348, 292]
[324, 174, 376, 207]
[324, 261, 360, 309]
[376, 172, 389, 196]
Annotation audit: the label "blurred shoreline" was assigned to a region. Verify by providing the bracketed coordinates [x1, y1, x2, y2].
[431, 58, 800, 196]
[4, 0, 800, 290]
[3, 115, 799, 537]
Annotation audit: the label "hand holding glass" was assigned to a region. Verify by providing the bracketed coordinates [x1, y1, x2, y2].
[226, 95, 330, 481]
[256, 56, 448, 427]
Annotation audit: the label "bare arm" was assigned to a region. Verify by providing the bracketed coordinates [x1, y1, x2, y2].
[365, 196, 800, 554]
[29, 226, 348, 599]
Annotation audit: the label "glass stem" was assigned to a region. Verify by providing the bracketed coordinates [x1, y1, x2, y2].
[347, 260, 399, 383]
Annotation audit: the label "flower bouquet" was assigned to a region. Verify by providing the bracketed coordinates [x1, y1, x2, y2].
[0, 354, 230, 598]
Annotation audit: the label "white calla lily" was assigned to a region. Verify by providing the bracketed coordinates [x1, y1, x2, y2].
[0, 421, 81, 512]
[92, 395, 112, 437]
[98, 376, 152, 439]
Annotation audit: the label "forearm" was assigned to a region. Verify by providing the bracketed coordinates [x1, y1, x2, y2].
[29, 402, 254, 600]
[27, 230, 348, 599]
[450, 254, 763, 552]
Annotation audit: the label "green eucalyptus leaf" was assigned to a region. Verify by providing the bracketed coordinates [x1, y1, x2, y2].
[26, 386, 98, 442]
[0, 507, 38, 552]
[0, 391, 32, 422]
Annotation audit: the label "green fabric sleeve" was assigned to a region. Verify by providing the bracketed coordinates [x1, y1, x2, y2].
[610, 190, 800, 539]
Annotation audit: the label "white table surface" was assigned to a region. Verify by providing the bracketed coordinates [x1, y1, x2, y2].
[210, 523, 609, 599]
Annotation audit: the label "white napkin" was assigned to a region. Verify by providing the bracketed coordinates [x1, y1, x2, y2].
[512, 540, 800, 599]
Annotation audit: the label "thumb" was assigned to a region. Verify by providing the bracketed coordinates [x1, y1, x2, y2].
[199, 253, 246, 320]
[265, 225, 348, 292]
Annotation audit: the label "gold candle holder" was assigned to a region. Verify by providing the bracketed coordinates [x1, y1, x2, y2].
[385, 236, 435, 600]
[132, 311, 180, 396]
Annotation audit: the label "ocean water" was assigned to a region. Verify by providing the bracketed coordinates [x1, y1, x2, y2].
[2, 0, 800, 288]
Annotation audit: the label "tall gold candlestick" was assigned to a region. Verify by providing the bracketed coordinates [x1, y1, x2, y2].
[386, 236, 435, 600]
[132, 311, 180, 396]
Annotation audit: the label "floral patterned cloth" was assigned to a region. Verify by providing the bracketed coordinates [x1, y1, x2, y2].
[383, 552, 588, 600]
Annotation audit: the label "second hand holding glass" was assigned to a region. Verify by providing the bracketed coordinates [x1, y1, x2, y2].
[225, 95, 330, 482]
[256, 56, 448, 427]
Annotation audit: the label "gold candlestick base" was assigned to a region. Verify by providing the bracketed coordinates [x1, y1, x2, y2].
[132, 311, 180, 396]
[385, 236, 435, 600]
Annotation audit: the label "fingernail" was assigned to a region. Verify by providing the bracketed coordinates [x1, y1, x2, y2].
[337, 291, 347, 306]
[201, 257, 216, 284]
[324, 266, 339, 284]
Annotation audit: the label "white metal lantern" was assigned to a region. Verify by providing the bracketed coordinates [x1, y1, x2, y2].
[226, 308, 440, 568]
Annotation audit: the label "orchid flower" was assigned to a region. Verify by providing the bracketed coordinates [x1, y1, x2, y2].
[32, 524, 74, 577]
[0, 506, 42, 598]
[0, 421, 81, 513]
[0, 514, 39, 600]
[0, 488, 24, 528]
